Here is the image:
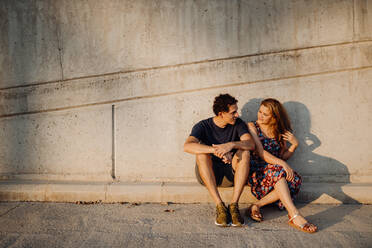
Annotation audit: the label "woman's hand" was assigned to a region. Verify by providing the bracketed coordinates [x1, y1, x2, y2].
[282, 163, 294, 181]
[222, 152, 233, 164]
[282, 131, 299, 147]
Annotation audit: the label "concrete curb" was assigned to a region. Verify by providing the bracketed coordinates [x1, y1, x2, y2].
[0, 180, 371, 204]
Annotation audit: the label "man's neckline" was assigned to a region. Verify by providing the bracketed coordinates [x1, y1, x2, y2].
[212, 116, 229, 129]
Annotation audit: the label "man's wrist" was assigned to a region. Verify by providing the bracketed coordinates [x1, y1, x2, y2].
[229, 142, 235, 149]
[209, 146, 215, 153]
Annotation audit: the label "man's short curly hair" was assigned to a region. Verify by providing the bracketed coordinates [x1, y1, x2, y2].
[213, 94, 238, 116]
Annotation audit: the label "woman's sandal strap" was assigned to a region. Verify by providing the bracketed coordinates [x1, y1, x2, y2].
[248, 205, 263, 221]
[251, 206, 261, 217]
[288, 214, 317, 233]
[288, 213, 299, 222]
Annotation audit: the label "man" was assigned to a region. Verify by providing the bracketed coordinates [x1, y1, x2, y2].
[184, 94, 255, 227]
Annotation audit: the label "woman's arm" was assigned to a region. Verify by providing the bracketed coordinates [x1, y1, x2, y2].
[247, 122, 294, 181]
[281, 131, 299, 160]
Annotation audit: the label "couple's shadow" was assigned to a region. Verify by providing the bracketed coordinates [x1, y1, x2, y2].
[240, 98, 361, 230]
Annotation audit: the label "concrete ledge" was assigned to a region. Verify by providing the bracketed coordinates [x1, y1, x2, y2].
[0, 181, 48, 202]
[107, 182, 163, 203]
[298, 183, 371, 204]
[0, 180, 371, 204]
[45, 182, 107, 202]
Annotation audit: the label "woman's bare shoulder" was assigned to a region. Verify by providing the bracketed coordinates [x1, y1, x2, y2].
[247, 121, 258, 134]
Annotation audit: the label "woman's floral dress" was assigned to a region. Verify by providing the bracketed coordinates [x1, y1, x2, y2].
[249, 121, 302, 206]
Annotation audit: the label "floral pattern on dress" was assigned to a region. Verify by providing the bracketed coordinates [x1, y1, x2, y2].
[249, 121, 302, 204]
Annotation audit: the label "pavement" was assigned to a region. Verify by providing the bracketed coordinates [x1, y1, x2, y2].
[0, 202, 371, 248]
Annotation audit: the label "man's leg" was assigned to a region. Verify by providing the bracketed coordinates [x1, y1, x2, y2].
[196, 154, 230, 227]
[228, 149, 250, 227]
[231, 149, 250, 203]
[196, 154, 223, 205]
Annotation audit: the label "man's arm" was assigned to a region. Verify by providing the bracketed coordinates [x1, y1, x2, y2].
[233, 133, 255, 150]
[183, 136, 215, 154]
[184, 136, 233, 164]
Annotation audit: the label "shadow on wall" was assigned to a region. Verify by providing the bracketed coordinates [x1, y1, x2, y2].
[0, 0, 55, 178]
[241, 98, 361, 230]
[1, 0, 41, 175]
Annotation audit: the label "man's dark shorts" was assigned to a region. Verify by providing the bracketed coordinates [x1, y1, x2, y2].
[195, 156, 235, 187]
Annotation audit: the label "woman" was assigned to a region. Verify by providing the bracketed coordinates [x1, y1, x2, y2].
[246, 98, 317, 233]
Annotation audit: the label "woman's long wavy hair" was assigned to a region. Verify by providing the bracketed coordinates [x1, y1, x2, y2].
[260, 98, 292, 147]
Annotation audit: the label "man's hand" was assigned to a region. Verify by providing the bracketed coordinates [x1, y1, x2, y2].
[212, 143, 234, 158]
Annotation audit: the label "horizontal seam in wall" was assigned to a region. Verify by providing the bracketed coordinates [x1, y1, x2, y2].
[1, 65, 371, 119]
[1, 39, 371, 91]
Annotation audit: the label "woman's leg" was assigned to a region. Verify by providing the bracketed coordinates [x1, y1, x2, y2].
[250, 164, 285, 210]
[252, 166, 301, 209]
[253, 190, 279, 208]
[250, 178, 316, 231]
[273, 178, 317, 231]
[273, 178, 297, 214]
[253, 177, 300, 216]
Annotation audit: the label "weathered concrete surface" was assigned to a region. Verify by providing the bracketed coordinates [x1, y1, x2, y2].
[0, 0, 371, 202]
[0, 181, 371, 204]
[0, 202, 370, 248]
[2, 41, 372, 117]
[0, 0, 62, 88]
[1, 68, 371, 184]
[0, 0, 355, 88]
[355, 0, 372, 40]
[115, 69, 372, 183]
[0, 106, 112, 181]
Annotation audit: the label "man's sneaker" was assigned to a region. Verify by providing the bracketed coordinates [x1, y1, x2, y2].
[228, 203, 244, 227]
[215, 202, 230, 227]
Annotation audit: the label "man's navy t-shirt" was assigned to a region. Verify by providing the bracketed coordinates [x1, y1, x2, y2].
[190, 117, 249, 164]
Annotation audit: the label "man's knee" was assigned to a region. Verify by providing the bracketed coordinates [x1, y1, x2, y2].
[196, 153, 212, 167]
[232, 150, 250, 171]
[195, 154, 217, 185]
[235, 149, 250, 162]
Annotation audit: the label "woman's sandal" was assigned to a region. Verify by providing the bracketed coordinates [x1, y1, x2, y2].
[288, 214, 318, 234]
[246, 204, 263, 222]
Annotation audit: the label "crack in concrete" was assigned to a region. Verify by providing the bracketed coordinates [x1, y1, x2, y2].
[0, 204, 21, 218]
[111, 105, 116, 180]
[353, 0, 356, 41]
[55, 19, 64, 81]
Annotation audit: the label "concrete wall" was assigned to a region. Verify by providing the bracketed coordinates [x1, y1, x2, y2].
[0, 0, 371, 191]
